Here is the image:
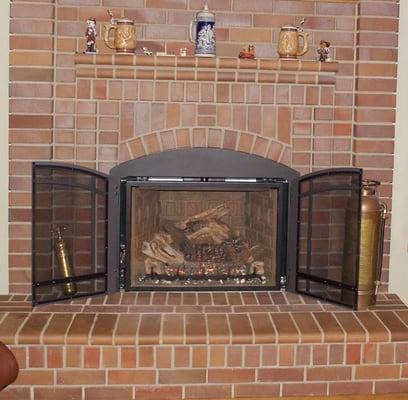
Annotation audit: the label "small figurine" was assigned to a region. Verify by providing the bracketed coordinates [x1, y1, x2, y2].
[238, 45, 256, 59]
[317, 40, 331, 62]
[85, 18, 97, 53]
[143, 47, 153, 56]
[179, 47, 187, 57]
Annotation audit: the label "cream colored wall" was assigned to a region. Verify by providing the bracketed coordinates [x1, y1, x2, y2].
[389, 1, 408, 304]
[0, 2, 9, 294]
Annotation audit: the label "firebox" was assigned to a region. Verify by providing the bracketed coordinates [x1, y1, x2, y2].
[32, 148, 362, 308]
[123, 181, 284, 291]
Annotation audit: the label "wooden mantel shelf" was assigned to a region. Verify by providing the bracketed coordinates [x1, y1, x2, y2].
[74, 53, 338, 84]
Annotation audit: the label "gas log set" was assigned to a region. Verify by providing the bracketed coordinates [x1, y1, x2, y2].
[140, 204, 266, 285]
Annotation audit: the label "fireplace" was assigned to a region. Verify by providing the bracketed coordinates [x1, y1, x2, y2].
[109, 149, 298, 293]
[32, 148, 362, 308]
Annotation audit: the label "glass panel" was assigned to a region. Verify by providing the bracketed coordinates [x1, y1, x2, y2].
[32, 165, 108, 305]
[128, 187, 279, 290]
[297, 170, 361, 308]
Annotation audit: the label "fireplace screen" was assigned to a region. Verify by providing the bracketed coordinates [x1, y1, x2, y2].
[296, 169, 362, 308]
[31, 150, 362, 308]
[123, 182, 284, 291]
[32, 164, 108, 305]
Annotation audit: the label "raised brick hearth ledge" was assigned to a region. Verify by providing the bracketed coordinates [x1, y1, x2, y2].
[1, 292, 408, 345]
[1, 292, 408, 399]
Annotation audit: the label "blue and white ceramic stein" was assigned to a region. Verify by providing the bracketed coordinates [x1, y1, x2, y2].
[189, 3, 216, 57]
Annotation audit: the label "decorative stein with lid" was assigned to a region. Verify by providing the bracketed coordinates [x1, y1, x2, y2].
[103, 18, 136, 54]
[277, 19, 309, 59]
[189, 3, 216, 57]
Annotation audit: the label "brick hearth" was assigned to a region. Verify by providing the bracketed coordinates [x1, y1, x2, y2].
[1, 292, 408, 399]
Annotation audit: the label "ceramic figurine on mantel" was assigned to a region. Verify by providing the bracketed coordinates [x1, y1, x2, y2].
[317, 40, 331, 62]
[143, 47, 153, 56]
[189, 3, 216, 57]
[238, 45, 256, 59]
[84, 18, 97, 54]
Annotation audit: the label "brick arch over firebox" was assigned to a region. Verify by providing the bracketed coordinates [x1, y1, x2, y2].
[118, 128, 292, 168]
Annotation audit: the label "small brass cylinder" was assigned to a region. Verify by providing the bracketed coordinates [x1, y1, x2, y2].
[53, 227, 77, 296]
[343, 180, 387, 309]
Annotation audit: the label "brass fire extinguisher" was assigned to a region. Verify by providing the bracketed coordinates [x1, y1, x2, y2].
[52, 227, 77, 296]
[343, 180, 388, 309]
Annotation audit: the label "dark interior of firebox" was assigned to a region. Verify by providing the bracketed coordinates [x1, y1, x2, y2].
[129, 187, 279, 289]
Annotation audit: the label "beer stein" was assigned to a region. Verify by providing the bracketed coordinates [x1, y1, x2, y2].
[189, 3, 216, 57]
[277, 21, 309, 59]
[103, 19, 136, 54]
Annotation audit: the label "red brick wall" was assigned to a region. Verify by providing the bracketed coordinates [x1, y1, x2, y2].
[5, 341, 408, 399]
[9, 0, 398, 293]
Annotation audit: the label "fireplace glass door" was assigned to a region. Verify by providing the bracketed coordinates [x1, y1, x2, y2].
[32, 163, 108, 305]
[122, 180, 286, 291]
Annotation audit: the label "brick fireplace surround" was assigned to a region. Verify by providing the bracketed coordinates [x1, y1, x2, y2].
[5, 0, 403, 398]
